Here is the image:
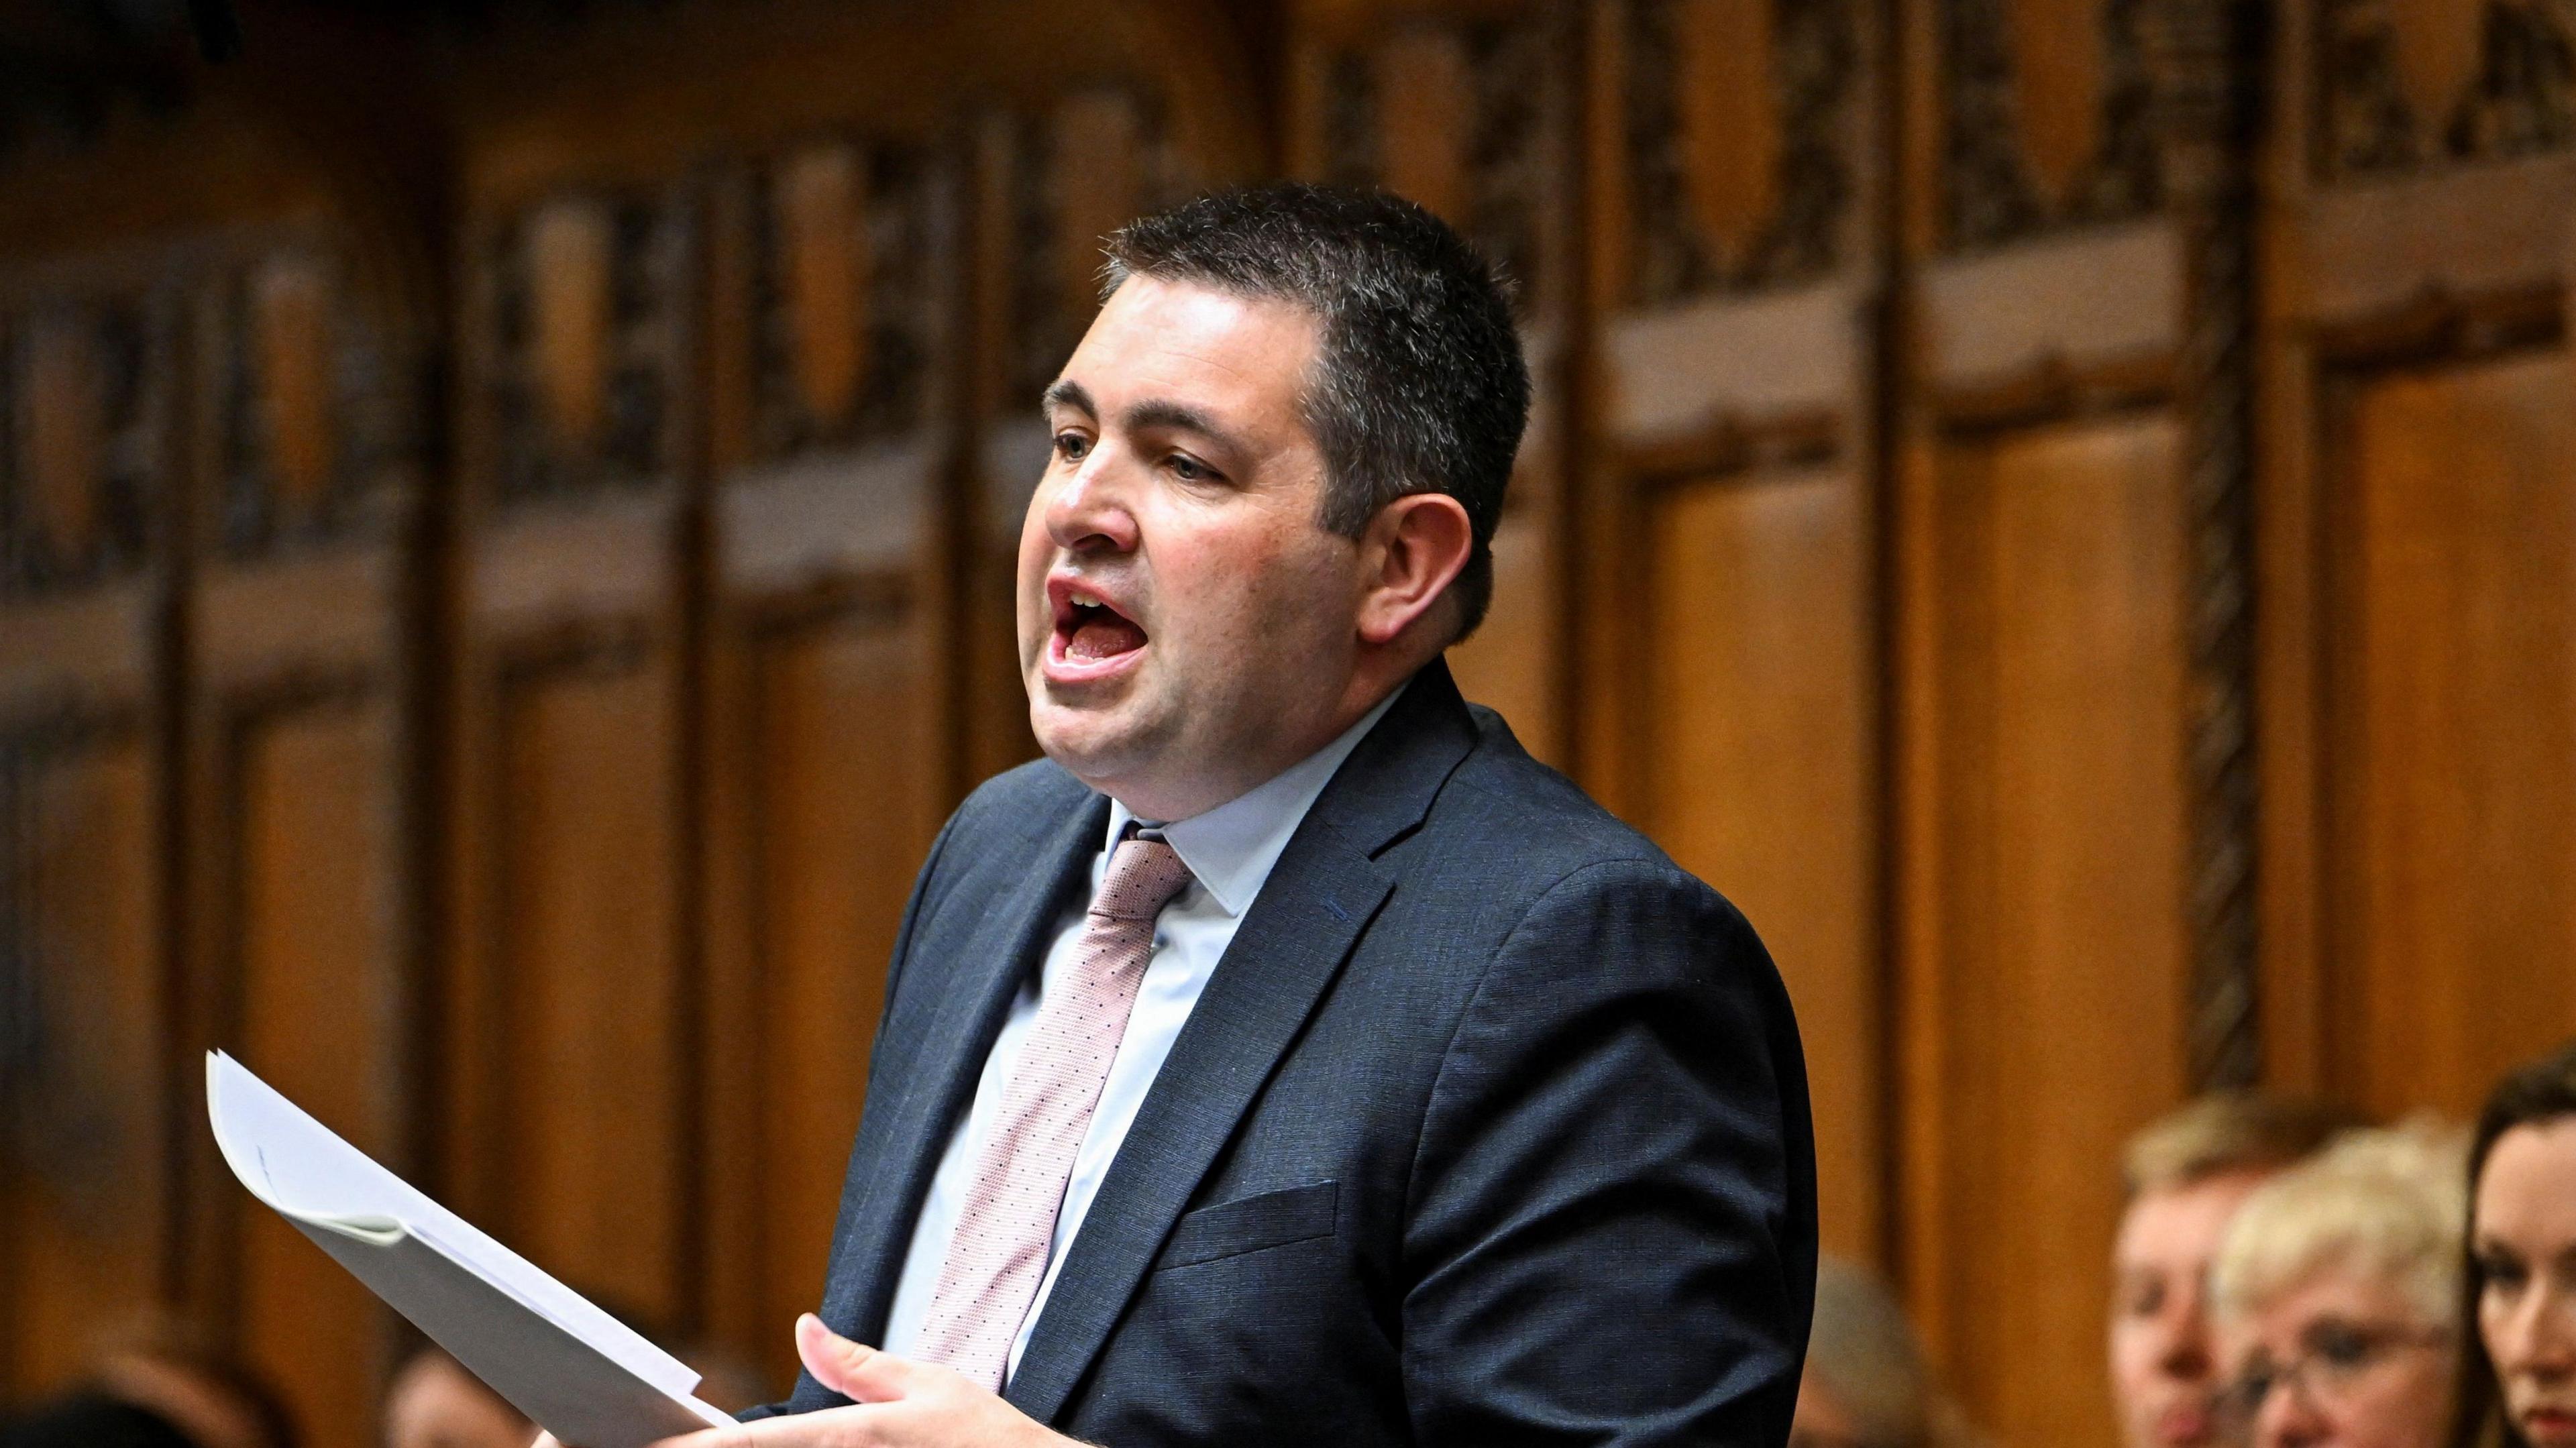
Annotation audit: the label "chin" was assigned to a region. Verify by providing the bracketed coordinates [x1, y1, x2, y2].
[1028, 701, 1148, 785]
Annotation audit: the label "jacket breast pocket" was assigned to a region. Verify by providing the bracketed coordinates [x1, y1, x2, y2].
[1156, 1180, 1340, 1270]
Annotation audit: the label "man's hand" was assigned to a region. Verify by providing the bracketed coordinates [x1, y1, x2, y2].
[529, 1315, 1077, 1448]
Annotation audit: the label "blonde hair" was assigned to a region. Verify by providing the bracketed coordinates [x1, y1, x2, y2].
[2209, 1121, 2469, 1329]
[2123, 1091, 2363, 1198]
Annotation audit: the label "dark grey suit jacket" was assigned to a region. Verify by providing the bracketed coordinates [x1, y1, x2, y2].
[751, 660, 1817, 1445]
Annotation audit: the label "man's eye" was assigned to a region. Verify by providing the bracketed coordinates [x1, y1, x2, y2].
[2482, 1253, 2530, 1291]
[1054, 432, 1091, 461]
[1168, 454, 1209, 481]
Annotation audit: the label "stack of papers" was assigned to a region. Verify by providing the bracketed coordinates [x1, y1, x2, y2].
[207, 1051, 737, 1448]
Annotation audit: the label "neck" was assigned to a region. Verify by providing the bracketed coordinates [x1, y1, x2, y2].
[1102, 659, 1419, 823]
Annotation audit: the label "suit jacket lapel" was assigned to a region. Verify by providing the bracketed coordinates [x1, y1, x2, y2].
[1004, 661, 1481, 1423]
[824, 788, 1109, 1344]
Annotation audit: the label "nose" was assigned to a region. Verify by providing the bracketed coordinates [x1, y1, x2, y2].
[2160, 1291, 2212, 1383]
[2257, 1382, 2330, 1448]
[1044, 445, 1141, 556]
[2498, 1282, 2576, 1382]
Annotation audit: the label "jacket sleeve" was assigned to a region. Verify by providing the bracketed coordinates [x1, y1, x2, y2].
[1400, 856, 1817, 1447]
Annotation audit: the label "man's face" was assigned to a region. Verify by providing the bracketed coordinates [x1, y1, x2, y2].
[2112, 1171, 2271, 1448]
[1018, 274, 1368, 820]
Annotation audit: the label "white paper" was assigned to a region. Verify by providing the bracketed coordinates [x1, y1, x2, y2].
[207, 1052, 737, 1447]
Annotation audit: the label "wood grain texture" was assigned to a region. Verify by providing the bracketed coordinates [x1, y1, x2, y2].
[1374, 25, 1471, 225]
[778, 146, 866, 429]
[1673, 0, 1780, 270]
[747, 612, 939, 1389]
[1917, 416, 2189, 1448]
[1646, 468, 1880, 1264]
[2330, 349, 2576, 1117]
[232, 703, 400, 1448]
[0, 739, 163, 1398]
[1447, 512, 1564, 767]
[492, 660, 686, 1327]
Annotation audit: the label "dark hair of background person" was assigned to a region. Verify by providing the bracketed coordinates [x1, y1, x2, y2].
[0, 1395, 202, 1448]
[1098, 182, 1532, 643]
[2448, 1038, 2576, 1448]
[0, 1333, 296, 1448]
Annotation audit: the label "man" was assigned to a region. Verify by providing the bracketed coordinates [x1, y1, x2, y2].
[634, 183, 1815, 1447]
[2110, 1093, 2360, 1448]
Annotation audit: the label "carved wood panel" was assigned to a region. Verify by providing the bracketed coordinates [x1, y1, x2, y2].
[1585, 0, 1886, 1286]
[475, 187, 696, 506]
[219, 689, 405, 1448]
[207, 251, 413, 559]
[965, 89, 1185, 783]
[1617, 0, 1861, 304]
[2318, 348, 2576, 1117]
[450, 176, 703, 1345]
[1300, 9, 1558, 316]
[702, 590, 943, 1393]
[702, 121, 955, 1369]
[0, 293, 168, 598]
[1939, 0, 2161, 252]
[0, 714, 166, 1398]
[2319, 0, 2576, 181]
[738, 140, 946, 464]
[1904, 415, 2190, 1446]
[1646, 467, 1882, 1264]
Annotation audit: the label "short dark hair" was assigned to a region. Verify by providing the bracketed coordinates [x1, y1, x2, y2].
[1099, 183, 1530, 641]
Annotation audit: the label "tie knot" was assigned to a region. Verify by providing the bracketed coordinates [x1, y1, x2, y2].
[1090, 835, 1193, 922]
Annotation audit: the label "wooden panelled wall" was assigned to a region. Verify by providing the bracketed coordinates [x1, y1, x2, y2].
[5, 2, 2576, 1445]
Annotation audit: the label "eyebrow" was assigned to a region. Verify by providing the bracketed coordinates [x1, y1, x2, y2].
[1121, 398, 1240, 453]
[1041, 381, 1250, 462]
[1042, 378, 1095, 419]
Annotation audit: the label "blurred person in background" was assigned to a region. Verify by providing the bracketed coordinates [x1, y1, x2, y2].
[0, 1318, 294, 1448]
[2116, 1093, 2363, 1448]
[2452, 1038, 2576, 1448]
[384, 1295, 769, 1447]
[1795, 1256, 1980, 1448]
[382, 1345, 530, 1448]
[2210, 1123, 2467, 1448]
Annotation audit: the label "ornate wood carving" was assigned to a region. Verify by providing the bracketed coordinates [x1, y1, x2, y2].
[214, 252, 413, 558]
[1625, 0, 1858, 304]
[1463, 18, 1550, 315]
[1004, 113, 1073, 411]
[1316, 16, 1552, 317]
[2318, 0, 2576, 182]
[747, 142, 938, 461]
[2145, 0, 2264, 1089]
[483, 190, 691, 506]
[1002, 89, 1179, 410]
[1941, 0, 2161, 252]
[0, 296, 162, 597]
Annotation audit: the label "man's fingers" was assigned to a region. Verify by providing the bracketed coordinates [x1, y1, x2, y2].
[793, 1313, 914, 1404]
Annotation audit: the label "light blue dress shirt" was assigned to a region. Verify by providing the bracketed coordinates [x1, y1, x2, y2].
[877, 685, 1407, 1380]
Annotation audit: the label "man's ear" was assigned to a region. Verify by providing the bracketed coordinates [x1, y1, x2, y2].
[1356, 492, 1474, 647]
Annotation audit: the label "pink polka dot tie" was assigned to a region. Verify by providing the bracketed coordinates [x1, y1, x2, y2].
[912, 832, 1194, 1390]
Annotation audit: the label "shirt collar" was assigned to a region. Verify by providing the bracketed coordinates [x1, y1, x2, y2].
[1104, 681, 1409, 918]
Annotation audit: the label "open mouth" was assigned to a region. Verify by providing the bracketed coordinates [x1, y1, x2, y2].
[1048, 581, 1148, 678]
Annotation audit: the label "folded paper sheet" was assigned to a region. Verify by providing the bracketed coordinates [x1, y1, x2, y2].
[207, 1051, 737, 1448]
